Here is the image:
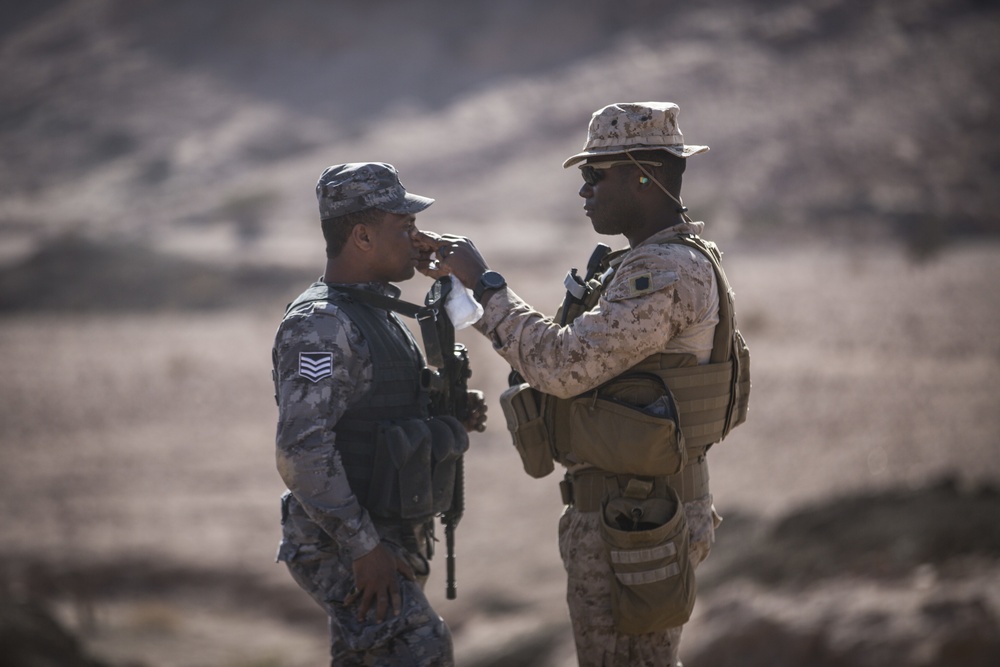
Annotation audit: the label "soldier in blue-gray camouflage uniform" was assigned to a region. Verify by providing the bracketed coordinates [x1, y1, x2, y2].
[272, 162, 487, 666]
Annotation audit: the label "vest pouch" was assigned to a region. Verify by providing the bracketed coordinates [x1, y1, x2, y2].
[500, 382, 555, 478]
[600, 486, 696, 634]
[368, 420, 434, 520]
[426, 416, 469, 514]
[568, 374, 686, 476]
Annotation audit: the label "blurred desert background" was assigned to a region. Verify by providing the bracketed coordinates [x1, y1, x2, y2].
[2, 1, 999, 665]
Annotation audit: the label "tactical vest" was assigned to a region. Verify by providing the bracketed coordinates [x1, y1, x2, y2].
[545, 234, 750, 466]
[282, 284, 467, 522]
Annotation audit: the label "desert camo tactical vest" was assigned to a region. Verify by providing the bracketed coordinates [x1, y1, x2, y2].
[546, 233, 751, 462]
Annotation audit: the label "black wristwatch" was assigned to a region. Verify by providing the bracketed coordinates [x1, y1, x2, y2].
[473, 270, 506, 303]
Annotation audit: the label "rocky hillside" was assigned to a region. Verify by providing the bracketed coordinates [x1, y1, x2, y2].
[1, 0, 999, 296]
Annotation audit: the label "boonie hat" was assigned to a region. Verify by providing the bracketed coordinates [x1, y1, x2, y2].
[562, 102, 709, 168]
[316, 162, 434, 220]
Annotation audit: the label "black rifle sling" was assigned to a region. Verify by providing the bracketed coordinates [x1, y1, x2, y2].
[332, 284, 449, 370]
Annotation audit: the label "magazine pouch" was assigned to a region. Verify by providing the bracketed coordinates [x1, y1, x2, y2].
[500, 382, 555, 478]
[427, 415, 469, 514]
[367, 420, 433, 520]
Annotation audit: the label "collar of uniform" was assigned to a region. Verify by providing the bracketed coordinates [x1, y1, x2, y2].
[318, 279, 401, 299]
[636, 220, 706, 249]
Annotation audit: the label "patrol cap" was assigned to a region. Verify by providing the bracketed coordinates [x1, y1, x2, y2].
[316, 162, 434, 221]
[562, 102, 709, 168]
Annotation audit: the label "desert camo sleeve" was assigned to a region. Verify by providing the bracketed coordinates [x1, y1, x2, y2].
[473, 241, 719, 399]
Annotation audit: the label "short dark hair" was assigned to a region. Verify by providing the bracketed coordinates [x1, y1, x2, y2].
[629, 149, 686, 178]
[321, 207, 384, 258]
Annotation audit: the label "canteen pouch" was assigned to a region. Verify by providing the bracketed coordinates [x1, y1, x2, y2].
[500, 382, 555, 478]
[569, 374, 686, 476]
[600, 484, 696, 634]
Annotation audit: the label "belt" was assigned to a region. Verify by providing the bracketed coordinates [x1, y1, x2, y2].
[560, 455, 710, 512]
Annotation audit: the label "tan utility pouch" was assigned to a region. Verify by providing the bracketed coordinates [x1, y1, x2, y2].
[600, 482, 695, 634]
[569, 373, 686, 476]
[500, 382, 555, 478]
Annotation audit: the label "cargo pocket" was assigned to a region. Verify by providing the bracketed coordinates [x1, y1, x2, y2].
[500, 382, 554, 478]
[599, 484, 696, 634]
[570, 373, 686, 476]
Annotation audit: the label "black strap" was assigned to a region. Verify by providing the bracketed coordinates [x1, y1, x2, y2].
[293, 284, 451, 369]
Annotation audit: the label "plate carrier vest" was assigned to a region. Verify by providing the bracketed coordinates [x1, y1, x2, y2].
[544, 233, 751, 464]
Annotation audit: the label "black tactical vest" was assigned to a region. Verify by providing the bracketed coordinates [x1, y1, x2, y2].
[283, 283, 431, 515]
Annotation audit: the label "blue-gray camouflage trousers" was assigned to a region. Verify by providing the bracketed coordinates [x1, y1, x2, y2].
[282, 519, 453, 667]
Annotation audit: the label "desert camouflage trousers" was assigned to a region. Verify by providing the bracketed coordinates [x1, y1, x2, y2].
[559, 495, 720, 667]
[283, 521, 453, 667]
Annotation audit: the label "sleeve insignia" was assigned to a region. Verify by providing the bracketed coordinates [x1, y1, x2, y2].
[604, 270, 678, 301]
[299, 351, 334, 382]
[631, 273, 652, 294]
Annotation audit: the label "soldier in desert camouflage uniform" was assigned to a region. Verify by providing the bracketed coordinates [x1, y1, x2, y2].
[427, 102, 748, 667]
[272, 162, 486, 666]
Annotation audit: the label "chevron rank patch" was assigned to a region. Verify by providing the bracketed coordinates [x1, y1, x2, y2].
[299, 351, 334, 382]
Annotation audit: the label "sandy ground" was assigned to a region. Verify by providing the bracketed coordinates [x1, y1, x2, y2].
[1, 239, 999, 666]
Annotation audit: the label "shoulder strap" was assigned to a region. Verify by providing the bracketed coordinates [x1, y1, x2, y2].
[658, 233, 735, 365]
[286, 281, 455, 371]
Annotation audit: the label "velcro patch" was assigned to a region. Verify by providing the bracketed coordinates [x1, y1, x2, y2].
[631, 273, 652, 295]
[604, 270, 678, 301]
[299, 351, 333, 382]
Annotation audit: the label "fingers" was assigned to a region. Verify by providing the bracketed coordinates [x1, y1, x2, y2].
[414, 230, 471, 280]
[355, 586, 373, 621]
[412, 230, 447, 251]
[351, 582, 395, 623]
[464, 390, 488, 432]
[416, 261, 452, 280]
[396, 555, 416, 582]
[349, 547, 416, 623]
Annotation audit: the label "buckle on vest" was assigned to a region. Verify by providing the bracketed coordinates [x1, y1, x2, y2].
[623, 478, 654, 499]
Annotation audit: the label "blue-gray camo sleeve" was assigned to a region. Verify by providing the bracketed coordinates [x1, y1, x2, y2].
[273, 304, 381, 560]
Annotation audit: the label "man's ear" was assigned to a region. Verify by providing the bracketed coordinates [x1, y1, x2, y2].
[350, 222, 374, 251]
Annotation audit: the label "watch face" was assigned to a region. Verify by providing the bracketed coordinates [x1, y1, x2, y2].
[483, 271, 505, 289]
[475, 271, 505, 301]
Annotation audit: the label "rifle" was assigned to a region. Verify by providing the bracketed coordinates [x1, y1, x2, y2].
[559, 242, 611, 326]
[422, 277, 471, 600]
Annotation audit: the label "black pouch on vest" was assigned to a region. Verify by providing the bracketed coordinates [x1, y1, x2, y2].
[426, 415, 469, 514]
[599, 483, 696, 634]
[368, 420, 433, 520]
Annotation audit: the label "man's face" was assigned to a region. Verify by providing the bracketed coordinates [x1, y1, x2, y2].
[367, 211, 423, 283]
[578, 161, 642, 237]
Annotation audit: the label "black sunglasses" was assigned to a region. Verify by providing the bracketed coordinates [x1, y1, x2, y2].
[579, 159, 663, 186]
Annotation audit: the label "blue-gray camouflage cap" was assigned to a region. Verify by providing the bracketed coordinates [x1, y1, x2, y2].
[316, 162, 434, 220]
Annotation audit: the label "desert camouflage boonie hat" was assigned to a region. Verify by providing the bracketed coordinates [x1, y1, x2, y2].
[562, 102, 709, 168]
[316, 162, 434, 220]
